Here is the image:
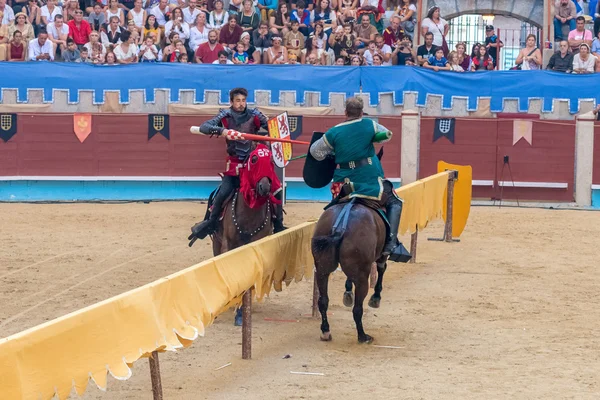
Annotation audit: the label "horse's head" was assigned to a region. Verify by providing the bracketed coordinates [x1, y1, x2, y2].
[242, 144, 277, 201]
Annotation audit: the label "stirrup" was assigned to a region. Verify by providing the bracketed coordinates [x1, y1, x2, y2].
[387, 242, 412, 263]
[191, 219, 216, 240]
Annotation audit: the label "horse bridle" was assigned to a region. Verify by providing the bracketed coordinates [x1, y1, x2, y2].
[231, 191, 271, 238]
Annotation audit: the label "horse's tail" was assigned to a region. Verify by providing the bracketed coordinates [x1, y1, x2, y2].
[312, 232, 344, 268]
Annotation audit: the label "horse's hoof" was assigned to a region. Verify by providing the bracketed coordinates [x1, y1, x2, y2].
[343, 291, 354, 307]
[320, 331, 332, 341]
[368, 296, 380, 309]
[358, 334, 373, 344]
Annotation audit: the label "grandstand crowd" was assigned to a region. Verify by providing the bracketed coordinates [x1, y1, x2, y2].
[0, 0, 598, 72]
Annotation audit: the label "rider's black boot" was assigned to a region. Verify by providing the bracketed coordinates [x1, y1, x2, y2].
[190, 177, 236, 240]
[382, 199, 402, 257]
[273, 203, 287, 233]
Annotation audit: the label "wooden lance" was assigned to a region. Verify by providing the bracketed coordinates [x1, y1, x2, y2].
[190, 127, 310, 146]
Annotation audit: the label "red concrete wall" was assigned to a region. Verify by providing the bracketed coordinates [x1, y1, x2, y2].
[594, 123, 600, 185]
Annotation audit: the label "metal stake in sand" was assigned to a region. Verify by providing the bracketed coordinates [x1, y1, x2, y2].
[148, 351, 163, 400]
[242, 289, 252, 359]
[428, 170, 460, 243]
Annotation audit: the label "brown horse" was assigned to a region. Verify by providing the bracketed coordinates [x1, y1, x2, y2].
[311, 200, 389, 343]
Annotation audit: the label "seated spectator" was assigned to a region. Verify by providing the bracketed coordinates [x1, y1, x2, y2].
[47, 14, 69, 58]
[142, 14, 161, 44]
[28, 29, 54, 60]
[328, 23, 356, 64]
[592, 28, 600, 58]
[219, 14, 242, 53]
[212, 48, 233, 63]
[232, 40, 248, 63]
[41, 0, 61, 25]
[7, 30, 25, 61]
[270, 2, 290, 36]
[128, 0, 146, 33]
[546, 40, 573, 72]
[423, 47, 450, 71]
[312, 0, 336, 36]
[383, 15, 404, 51]
[287, 52, 299, 63]
[105, 0, 125, 27]
[306, 51, 322, 65]
[372, 52, 383, 65]
[257, 0, 277, 23]
[349, 54, 362, 65]
[264, 34, 287, 64]
[75, 46, 93, 62]
[164, 38, 186, 61]
[420, 6, 447, 55]
[455, 41, 469, 71]
[374, 33, 391, 65]
[515, 34, 542, 70]
[183, 0, 201, 25]
[392, 34, 415, 65]
[104, 50, 116, 64]
[208, 0, 228, 30]
[25, 0, 41, 33]
[113, 29, 138, 62]
[177, 52, 189, 62]
[447, 51, 463, 71]
[0, 12, 8, 61]
[395, 0, 416, 34]
[102, 15, 124, 47]
[362, 39, 377, 65]
[239, 30, 258, 62]
[161, 32, 180, 59]
[238, 0, 259, 36]
[554, 0, 577, 41]
[9, 12, 34, 43]
[194, 28, 223, 62]
[336, 0, 357, 25]
[150, 0, 169, 27]
[572, 43, 596, 73]
[595, 1, 600, 38]
[290, 1, 311, 36]
[166, 7, 191, 43]
[306, 20, 327, 64]
[84, 30, 106, 56]
[251, 21, 271, 62]
[228, 0, 242, 17]
[62, 37, 80, 61]
[68, 9, 92, 47]
[334, 55, 344, 65]
[470, 45, 494, 71]
[1, 0, 14, 25]
[87, 3, 106, 31]
[354, 13, 376, 49]
[139, 34, 159, 61]
[63, 0, 80, 22]
[568, 16, 592, 53]
[126, 20, 141, 44]
[416, 31, 436, 65]
[484, 25, 502, 64]
[284, 19, 304, 58]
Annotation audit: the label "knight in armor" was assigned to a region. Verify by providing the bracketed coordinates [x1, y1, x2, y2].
[190, 88, 287, 240]
[309, 97, 405, 259]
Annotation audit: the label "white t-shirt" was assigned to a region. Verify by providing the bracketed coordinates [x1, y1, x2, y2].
[573, 54, 597, 73]
[183, 6, 201, 25]
[1, 5, 15, 24]
[113, 43, 138, 61]
[421, 17, 447, 47]
[363, 49, 375, 65]
[165, 20, 191, 40]
[378, 43, 392, 66]
[46, 22, 70, 39]
[41, 5, 63, 23]
[189, 25, 209, 51]
[212, 59, 234, 64]
[139, 44, 158, 60]
[150, 5, 168, 25]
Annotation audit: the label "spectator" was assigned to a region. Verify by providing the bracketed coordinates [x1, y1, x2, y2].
[41, 0, 62, 25]
[269, 2, 290, 36]
[0, 0, 15, 25]
[68, 9, 91, 47]
[161, 31, 180, 59]
[290, 0, 311, 36]
[546, 40, 573, 72]
[455, 41, 469, 71]
[371, 52, 383, 65]
[8, 30, 25, 61]
[212, 48, 233, 63]
[306, 20, 327, 64]
[25, 0, 41, 33]
[416, 31, 436, 65]
[312, 0, 336, 36]
[62, 37, 80, 61]
[421, 6, 447, 55]
[383, 14, 404, 51]
[102, 15, 123, 46]
[515, 34, 542, 70]
[9, 12, 34, 42]
[264, 34, 287, 64]
[374, 33, 391, 65]
[168, 38, 186, 61]
[84, 30, 106, 57]
[189, 12, 208, 51]
[105, 0, 125, 27]
[252, 20, 271, 62]
[362, 39, 376, 65]
[284, 19, 304, 59]
[484, 25, 503, 66]
[28, 29, 54, 60]
[470, 45, 494, 71]
[592, 30, 600, 69]
[239, 30, 258, 62]
[257, 0, 277, 23]
[354, 13, 376, 49]
[219, 14, 242, 52]
[126, 19, 141, 44]
[572, 42, 596, 73]
[87, 3, 106, 32]
[392, 34, 415, 65]
[128, 0, 146, 33]
[334, 55, 344, 64]
[47, 14, 69, 58]
[63, 0, 79, 22]
[104, 50, 116, 64]
[328, 23, 355, 64]
[150, 0, 169, 27]
[349, 54, 362, 65]
[142, 14, 161, 44]
[238, 0, 259, 36]
[228, 0, 242, 17]
[395, 0, 416, 34]
[554, 0, 577, 40]
[183, 0, 202, 24]
[208, 0, 227, 30]
[166, 7, 191, 42]
[194, 28, 222, 62]
[113, 29, 137, 62]
[75, 46, 93, 62]
[287, 52, 298, 63]
[0, 11, 7, 60]
[232, 40, 248, 63]
[177, 52, 189, 62]
[139, 34, 159, 61]
[336, 0, 357, 25]
[568, 15, 592, 53]
[306, 51, 322, 64]
[594, 1, 600, 38]
[423, 47, 450, 71]
[447, 51, 463, 71]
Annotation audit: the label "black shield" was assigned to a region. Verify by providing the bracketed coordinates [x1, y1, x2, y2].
[303, 131, 336, 189]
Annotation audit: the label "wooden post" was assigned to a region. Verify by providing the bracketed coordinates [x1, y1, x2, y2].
[312, 272, 319, 318]
[444, 173, 456, 242]
[241, 289, 252, 360]
[148, 351, 163, 400]
[409, 227, 418, 263]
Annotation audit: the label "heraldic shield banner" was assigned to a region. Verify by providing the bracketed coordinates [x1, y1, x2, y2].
[268, 112, 293, 168]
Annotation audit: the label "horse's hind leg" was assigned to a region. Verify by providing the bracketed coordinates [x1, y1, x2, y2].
[316, 269, 333, 341]
[368, 256, 388, 309]
[343, 278, 354, 307]
[353, 273, 373, 343]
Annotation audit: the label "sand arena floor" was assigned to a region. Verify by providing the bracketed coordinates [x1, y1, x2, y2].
[1, 202, 599, 399]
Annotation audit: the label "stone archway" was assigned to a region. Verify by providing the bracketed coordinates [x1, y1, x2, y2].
[425, 0, 544, 28]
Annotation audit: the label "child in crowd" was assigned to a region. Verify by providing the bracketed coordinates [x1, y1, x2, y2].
[232, 41, 248, 63]
[75, 47, 93, 63]
[447, 51, 464, 72]
[424, 47, 450, 71]
[139, 35, 159, 62]
[62, 38, 81, 62]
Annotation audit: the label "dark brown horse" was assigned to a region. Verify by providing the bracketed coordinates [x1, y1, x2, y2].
[312, 201, 388, 343]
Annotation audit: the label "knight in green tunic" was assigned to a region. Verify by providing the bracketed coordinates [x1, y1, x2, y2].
[309, 97, 404, 258]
